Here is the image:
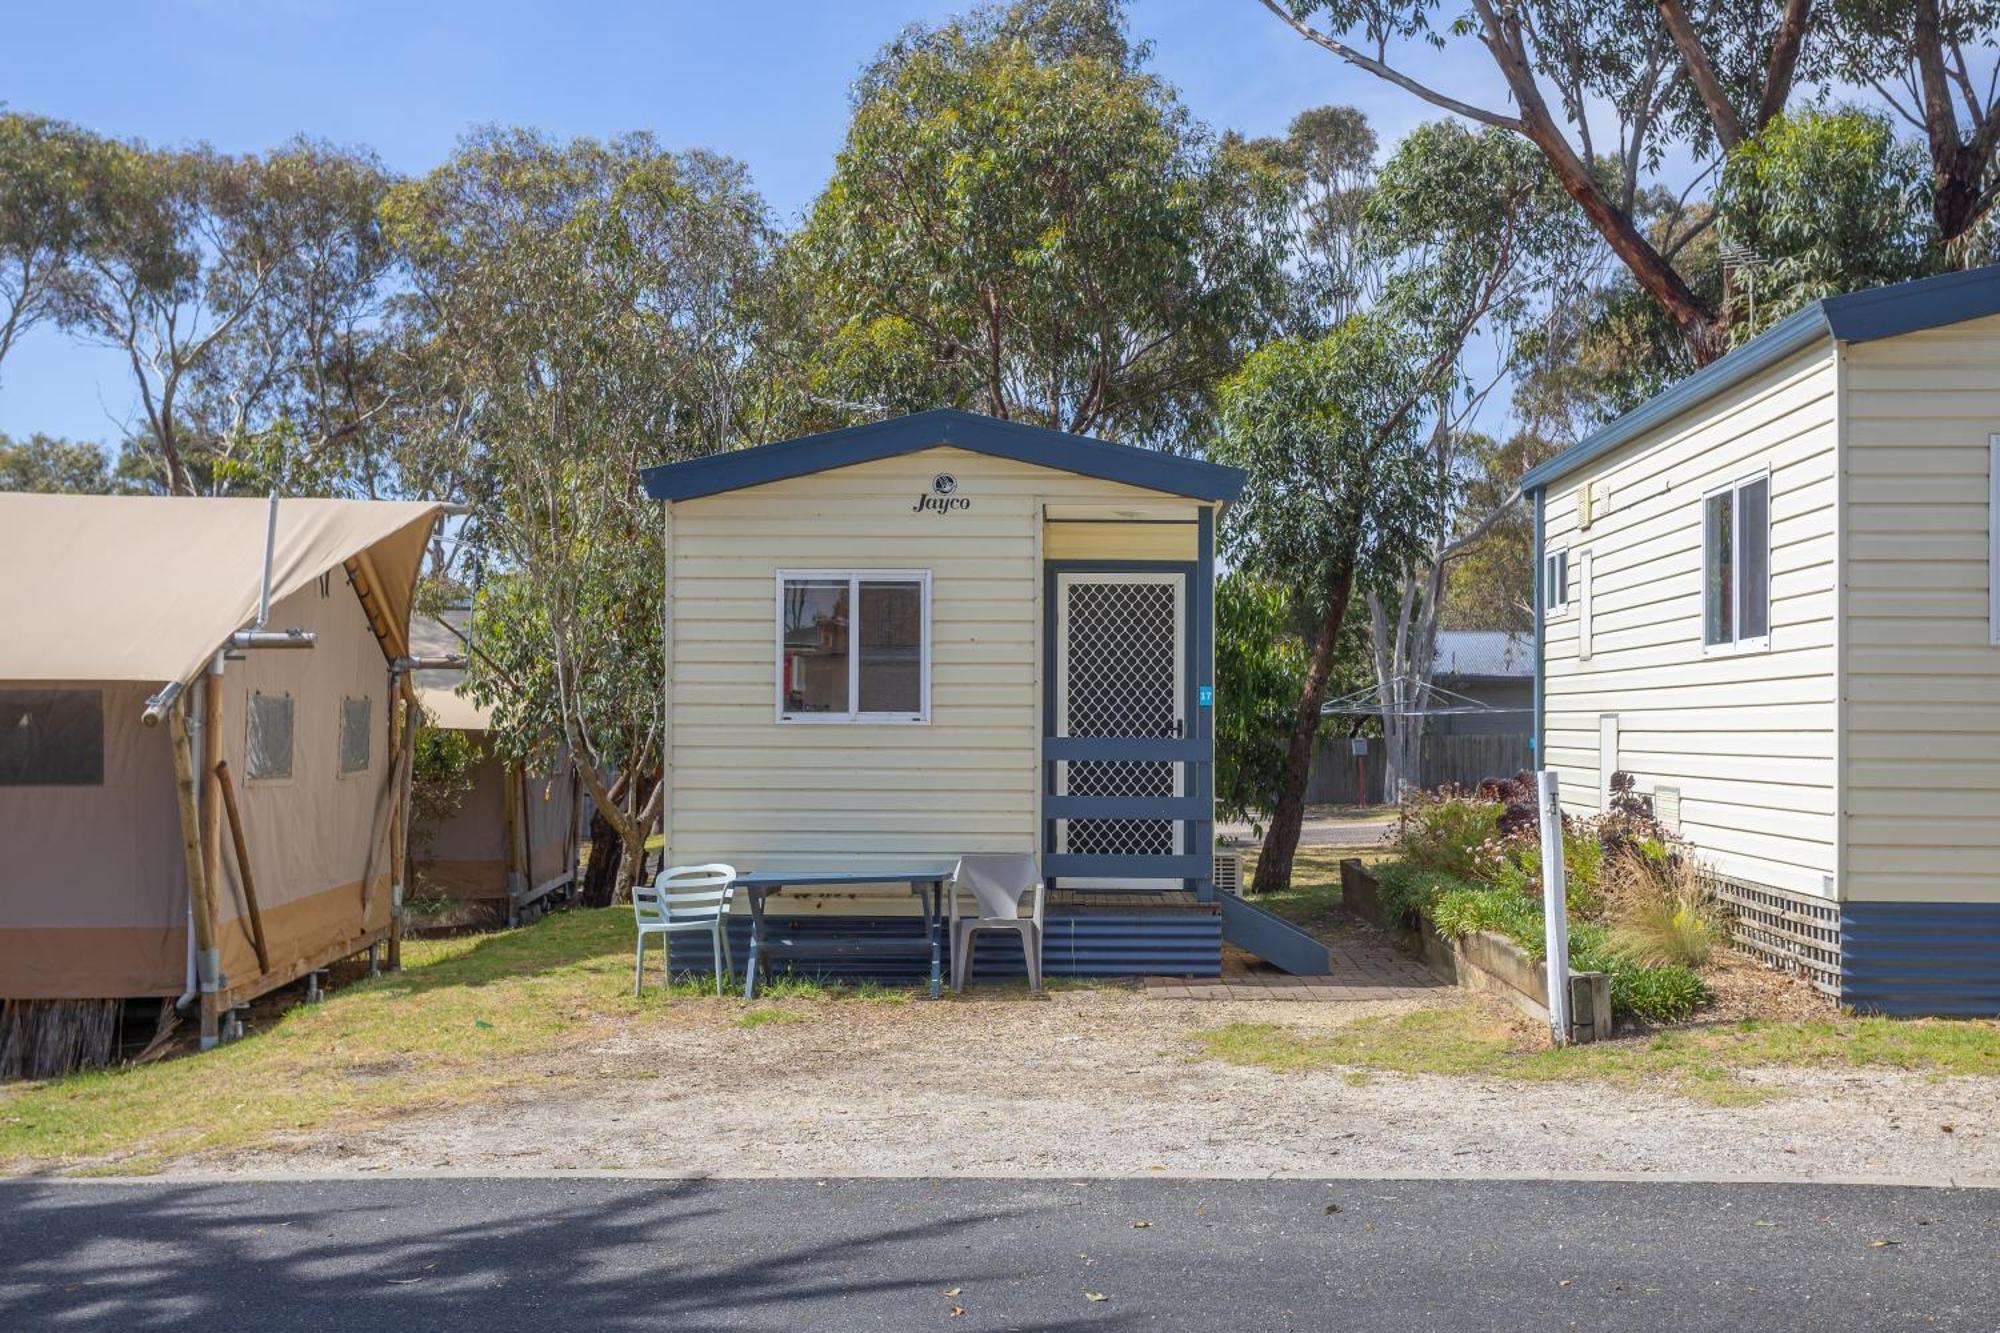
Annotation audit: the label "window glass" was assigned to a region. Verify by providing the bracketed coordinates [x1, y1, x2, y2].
[858, 580, 923, 713]
[247, 691, 294, 781]
[780, 578, 850, 715]
[1544, 549, 1568, 612]
[1738, 477, 1770, 640]
[0, 689, 103, 786]
[339, 696, 372, 775]
[1704, 490, 1734, 645]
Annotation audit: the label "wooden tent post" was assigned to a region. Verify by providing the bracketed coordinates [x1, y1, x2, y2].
[199, 665, 225, 975]
[387, 675, 415, 971]
[213, 760, 271, 976]
[168, 701, 224, 1050]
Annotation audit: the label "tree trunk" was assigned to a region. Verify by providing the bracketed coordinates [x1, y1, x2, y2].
[579, 803, 621, 909]
[1252, 564, 1356, 894]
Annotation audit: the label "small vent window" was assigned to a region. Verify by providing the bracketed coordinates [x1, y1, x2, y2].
[0, 689, 104, 786]
[246, 691, 294, 782]
[339, 696, 372, 776]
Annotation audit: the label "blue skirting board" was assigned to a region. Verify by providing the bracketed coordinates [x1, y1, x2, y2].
[1841, 901, 2000, 1017]
[667, 912, 1221, 982]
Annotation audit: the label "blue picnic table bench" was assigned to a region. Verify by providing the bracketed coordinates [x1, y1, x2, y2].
[730, 871, 951, 1001]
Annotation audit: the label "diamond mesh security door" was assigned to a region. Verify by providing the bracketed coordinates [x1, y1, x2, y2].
[1055, 573, 1186, 885]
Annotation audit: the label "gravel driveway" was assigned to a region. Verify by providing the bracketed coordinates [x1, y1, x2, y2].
[207, 987, 2000, 1184]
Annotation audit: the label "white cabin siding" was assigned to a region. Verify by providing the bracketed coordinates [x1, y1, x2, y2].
[1840, 313, 2000, 903]
[1542, 345, 1841, 899]
[664, 445, 1200, 899]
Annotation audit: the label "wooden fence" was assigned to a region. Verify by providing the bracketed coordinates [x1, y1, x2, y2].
[1305, 732, 1531, 806]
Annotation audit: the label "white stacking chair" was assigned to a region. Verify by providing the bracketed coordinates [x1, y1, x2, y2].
[633, 864, 737, 996]
[949, 853, 1045, 994]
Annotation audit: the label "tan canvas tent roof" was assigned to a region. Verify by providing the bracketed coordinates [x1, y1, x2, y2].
[0, 494, 442, 687]
[409, 610, 489, 732]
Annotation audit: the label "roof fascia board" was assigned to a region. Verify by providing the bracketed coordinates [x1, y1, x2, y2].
[1820, 263, 2000, 342]
[1519, 304, 1830, 494]
[641, 408, 1245, 502]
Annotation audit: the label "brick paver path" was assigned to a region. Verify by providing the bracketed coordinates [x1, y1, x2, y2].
[1144, 938, 1441, 1002]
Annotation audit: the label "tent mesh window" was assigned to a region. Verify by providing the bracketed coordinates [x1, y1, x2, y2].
[338, 696, 372, 776]
[1062, 580, 1178, 861]
[0, 689, 104, 786]
[247, 691, 294, 782]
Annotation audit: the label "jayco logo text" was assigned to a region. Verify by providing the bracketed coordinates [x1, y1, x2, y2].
[913, 473, 971, 515]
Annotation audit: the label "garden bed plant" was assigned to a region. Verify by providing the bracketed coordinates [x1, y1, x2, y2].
[1376, 774, 1725, 1026]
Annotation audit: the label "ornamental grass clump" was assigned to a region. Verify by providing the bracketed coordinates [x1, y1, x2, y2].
[1605, 845, 1729, 970]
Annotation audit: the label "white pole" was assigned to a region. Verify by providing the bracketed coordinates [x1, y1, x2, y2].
[1536, 769, 1571, 1044]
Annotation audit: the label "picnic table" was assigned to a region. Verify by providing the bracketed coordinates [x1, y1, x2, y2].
[730, 871, 951, 1001]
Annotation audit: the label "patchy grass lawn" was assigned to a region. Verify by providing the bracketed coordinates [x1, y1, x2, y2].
[0, 908, 906, 1175]
[1237, 848, 1395, 937]
[1194, 1001, 2000, 1106]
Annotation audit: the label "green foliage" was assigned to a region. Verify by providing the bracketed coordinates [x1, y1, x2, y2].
[1394, 792, 1502, 882]
[409, 711, 482, 862]
[786, 0, 1289, 445]
[0, 432, 116, 493]
[1717, 107, 1935, 336]
[1214, 313, 1448, 602]
[1213, 573, 1307, 825]
[1373, 862, 1481, 927]
[1604, 846, 1730, 969]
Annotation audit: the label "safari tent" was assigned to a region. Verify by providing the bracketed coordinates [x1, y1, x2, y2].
[409, 611, 580, 925]
[0, 494, 444, 1071]
[643, 408, 1329, 983]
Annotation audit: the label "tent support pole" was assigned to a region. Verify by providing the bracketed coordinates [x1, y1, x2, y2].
[213, 760, 271, 976]
[388, 674, 416, 971]
[169, 700, 224, 1051]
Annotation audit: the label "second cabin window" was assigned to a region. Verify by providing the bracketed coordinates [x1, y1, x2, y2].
[777, 570, 929, 723]
[1703, 473, 1771, 652]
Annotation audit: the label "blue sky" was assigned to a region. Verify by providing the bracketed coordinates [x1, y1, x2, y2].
[0, 1, 1505, 446]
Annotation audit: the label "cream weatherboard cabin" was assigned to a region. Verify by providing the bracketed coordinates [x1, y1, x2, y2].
[1524, 265, 2000, 1016]
[642, 409, 1327, 982]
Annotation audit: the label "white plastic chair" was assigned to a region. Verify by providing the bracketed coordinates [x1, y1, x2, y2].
[949, 853, 1045, 994]
[633, 864, 736, 996]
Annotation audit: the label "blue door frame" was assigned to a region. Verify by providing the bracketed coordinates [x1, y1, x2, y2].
[1040, 508, 1216, 897]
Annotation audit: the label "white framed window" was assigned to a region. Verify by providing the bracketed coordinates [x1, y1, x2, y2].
[1543, 547, 1570, 616]
[1989, 433, 1998, 646]
[776, 569, 930, 723]
[1702, 470, 1772, 653]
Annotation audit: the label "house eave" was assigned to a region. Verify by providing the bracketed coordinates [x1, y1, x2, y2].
[643, 408, 1246, 503]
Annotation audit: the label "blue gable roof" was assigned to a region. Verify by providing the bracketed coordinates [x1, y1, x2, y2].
[1521, 263, 2000, 494]
[641, 408, 1245, 503]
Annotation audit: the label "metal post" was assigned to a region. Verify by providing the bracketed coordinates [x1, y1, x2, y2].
[256, 491, 279, 629]
[1536, 769, 1571, 1044]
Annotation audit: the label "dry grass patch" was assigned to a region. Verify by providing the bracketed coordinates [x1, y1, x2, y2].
[0, 908, 919, 1174]
[1194, 1000, 2000, 1106]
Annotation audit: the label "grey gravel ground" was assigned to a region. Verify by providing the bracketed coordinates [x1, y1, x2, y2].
[3, 1176, 1996, 1331]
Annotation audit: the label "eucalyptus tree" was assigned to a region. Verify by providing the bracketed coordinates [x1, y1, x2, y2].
[0, 113, 100, 381]
[1255, 0, 2000, 371]
[787, 0, 1291, 447]
[383, 129, 777, 903]
[1214, 316, 1451, 892]
[61, 138, 393, 496]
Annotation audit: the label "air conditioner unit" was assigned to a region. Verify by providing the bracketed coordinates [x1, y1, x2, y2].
[1212, 849, 1244, 894]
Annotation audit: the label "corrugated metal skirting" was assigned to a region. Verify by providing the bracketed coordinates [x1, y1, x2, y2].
[667, 911, 1222, 982]
[1841, 902, 2000, 1017]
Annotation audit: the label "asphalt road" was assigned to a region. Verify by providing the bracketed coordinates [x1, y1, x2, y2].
[2, 1176, 1995, 1331]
